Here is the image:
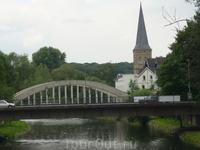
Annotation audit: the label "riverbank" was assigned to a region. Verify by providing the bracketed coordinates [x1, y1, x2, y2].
[0, 121, 30, 143]
[181, 131, 200, 147]
[149, 117, 200, 147]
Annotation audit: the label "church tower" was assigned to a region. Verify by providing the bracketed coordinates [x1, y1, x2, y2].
[133, 3, 152, 74]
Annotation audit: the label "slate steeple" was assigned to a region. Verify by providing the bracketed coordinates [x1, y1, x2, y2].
[133, 3, 152, 74]
[133, 3, 151, 51]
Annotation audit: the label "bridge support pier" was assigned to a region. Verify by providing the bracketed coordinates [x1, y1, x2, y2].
[71, 85, 73, 104]
[190, 115, 200, 127]
[65, 86, 67, 104]
[33, 94, 36, 105]
[89, 88, 91, 103]
[77, 86, 79, 104]
[58, 86, 61, 104]
[95, 88, 98, 103]
[182, 115, 200, 127]
[40, 91, 43, 105]
[83, 85, 86, 104]
[45, 88, 48, 104]
[108, 92, 110, 103]
[28, 96, 30, 105]
[52, 87, 55, 104]
[101, 92, 103, 103]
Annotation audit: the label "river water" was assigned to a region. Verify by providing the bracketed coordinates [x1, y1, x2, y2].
[0, 118, 199, 150]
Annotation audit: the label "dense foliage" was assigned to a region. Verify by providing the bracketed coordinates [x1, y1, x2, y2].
[32, 46, 66, 72]
[90, 63, 116, 87]
[51, 64, 85, 80]
[0, 52, 15, 99]
[68, 62, 133, 75]
[156, 11, 200, 95]
[68, 62, 133, 87]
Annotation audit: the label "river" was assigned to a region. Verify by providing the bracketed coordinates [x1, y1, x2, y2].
[0, 118, 199, 150]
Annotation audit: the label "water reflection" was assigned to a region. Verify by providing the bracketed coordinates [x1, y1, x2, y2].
[0, 118, 199, 150]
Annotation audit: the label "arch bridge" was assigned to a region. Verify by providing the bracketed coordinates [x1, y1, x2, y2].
[14, 80, 129, 105]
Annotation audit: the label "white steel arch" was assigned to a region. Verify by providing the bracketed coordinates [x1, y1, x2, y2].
[14, 80, 128, 105]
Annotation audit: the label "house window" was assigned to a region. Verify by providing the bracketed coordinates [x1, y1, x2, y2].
[150, 75, 153, 80]
[143, 75, 146, 81]
[142, 85, 145, 89]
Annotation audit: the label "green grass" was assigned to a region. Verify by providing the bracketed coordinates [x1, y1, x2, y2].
[149, 118, 194, 133]
[182, 132, 200, 146]
[95, 117, 118, 123]
[0, 121, 30, 137]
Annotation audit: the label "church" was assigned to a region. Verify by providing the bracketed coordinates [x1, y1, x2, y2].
[115, 3, 165, 92]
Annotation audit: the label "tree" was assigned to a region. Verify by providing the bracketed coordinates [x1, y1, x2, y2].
[114, 62, 133, 74]
[32, 46, 66, 72]
[0, 51, 15, 99]
[90, 63, 115, 87]
[29, 63, 53, 86]
[51, 64, 85, 80]
[156, 11, 200, 95]
[86, 76, 107, 84]
[127, 79, 140, 94]
[185, 0, 200, 7]
[7, 52, 34, 91]
[131, 89, 155, 97]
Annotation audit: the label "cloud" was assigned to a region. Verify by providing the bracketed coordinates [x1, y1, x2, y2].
[84, 0, 97, 5]
[23, 33, 44, 48]
[0, 25, 16, 32]
[0, 0, 196, 63]
[64, 18, 93, 23]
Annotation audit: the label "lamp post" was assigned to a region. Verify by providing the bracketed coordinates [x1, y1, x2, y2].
[83, 64, 87, 103]
[186, 59, 191, 100]
[83, 64, 86, 86]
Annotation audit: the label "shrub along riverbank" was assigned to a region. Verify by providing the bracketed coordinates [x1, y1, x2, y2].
[149, 117, 200, 147]
[0, 121, 30, 143]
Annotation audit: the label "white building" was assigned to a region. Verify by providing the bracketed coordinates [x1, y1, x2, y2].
[115, 57, 164, 92]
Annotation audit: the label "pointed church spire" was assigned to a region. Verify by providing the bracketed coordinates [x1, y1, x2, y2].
[133, 3, 151, 51]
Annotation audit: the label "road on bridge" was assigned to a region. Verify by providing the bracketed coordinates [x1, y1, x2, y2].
[0, 101, 197, 121]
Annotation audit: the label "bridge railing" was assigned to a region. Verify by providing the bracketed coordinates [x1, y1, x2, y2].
[12, 95, 195, 106]
[14, 96, 133, 106]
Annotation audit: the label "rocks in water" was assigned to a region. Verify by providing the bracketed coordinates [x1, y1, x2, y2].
[0, 134, 6, 143]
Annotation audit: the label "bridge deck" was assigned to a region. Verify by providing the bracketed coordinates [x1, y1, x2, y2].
[0, 102, 198, 120]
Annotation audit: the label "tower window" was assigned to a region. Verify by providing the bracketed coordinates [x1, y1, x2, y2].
[142, 85, 145, 89]
[150, 75, 153, 80]
[138, 57, 142, 65]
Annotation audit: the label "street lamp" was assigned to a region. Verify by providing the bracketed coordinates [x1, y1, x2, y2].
[83, 64, 87, 103]
[83, 64, 87, 86]
[186, 59, 191, 100]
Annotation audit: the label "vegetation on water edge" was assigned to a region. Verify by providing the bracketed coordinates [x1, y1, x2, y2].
[149, 118, 194, 133]
[181, 132, 200, 147]
[0, 121, 30, 137]
[96, 117, 118, 122]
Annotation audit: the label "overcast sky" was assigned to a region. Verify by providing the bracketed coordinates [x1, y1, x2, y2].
[0, 0, 197, 64]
